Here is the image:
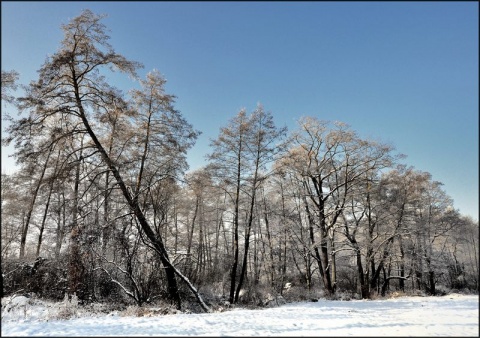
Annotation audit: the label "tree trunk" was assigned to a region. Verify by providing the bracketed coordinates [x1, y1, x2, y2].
[37, 148, 62, 257]
[329, 228, 337, 293]
[307, 177, 334, 296]
[399, 236, 405, 292]
[302, 182, 324, 282]
[19, 146, 52, 258]
[186, 196, 199, 279]
[228, 145, 242, 304]
[35, 180, 53, 257]
[68, 150, 84, 297]
[72, 75, 209, 312]
[54, 191, 67, 259]
[262, 190, 276, 288]
[353, 241, 369, 299]
[234, 190, 255, 302]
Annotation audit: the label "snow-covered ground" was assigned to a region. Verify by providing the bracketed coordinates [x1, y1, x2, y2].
[1, 293, 478, 336]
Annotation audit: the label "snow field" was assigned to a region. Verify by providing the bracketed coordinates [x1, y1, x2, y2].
[1, 294, 478, 336]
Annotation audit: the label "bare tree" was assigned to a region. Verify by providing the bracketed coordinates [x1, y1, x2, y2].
[409, 172, 458, 295]
[8, 9, 209, 311]
[278, 117, 396, 297]
[207, 105, 286, 303]
[207, 109, 249, 304]
[234, 104, 287, 302]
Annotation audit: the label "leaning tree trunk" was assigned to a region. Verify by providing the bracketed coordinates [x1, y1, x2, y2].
[36, 147, 62, 256]
[73, 88, 210, 312]
[19, 146, 53, 258]
[36, 177, 54, 257]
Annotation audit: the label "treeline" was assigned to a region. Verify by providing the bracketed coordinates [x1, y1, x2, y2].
[1, 10, 478, 312]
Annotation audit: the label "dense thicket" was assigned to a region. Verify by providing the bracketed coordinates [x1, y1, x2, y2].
[2, 10, 478, 312]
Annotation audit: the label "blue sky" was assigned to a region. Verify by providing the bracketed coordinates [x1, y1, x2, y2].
[1, 1, 478, 221]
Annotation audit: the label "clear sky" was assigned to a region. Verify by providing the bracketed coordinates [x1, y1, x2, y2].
[1, 1, 478, 221]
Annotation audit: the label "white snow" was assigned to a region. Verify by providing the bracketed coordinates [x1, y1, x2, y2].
[1, 294, 478, 336]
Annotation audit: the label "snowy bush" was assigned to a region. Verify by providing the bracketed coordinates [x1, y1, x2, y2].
[120, 304, 183, 317]
[121, 305, 148, 317]
[56, 293, 80, 320]
[1, 292, 131, 322]
[1, 294, 32, 319]
[2, 257, 68, 301]
[263, 294, 286, 308]
[282, 284, 323, 302]
[434, 284, 450, 296]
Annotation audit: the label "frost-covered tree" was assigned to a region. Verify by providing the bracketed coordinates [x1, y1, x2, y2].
[4, 9, 208, 311]
[1, 69, 19, 104]
[207, 104, 286, 303]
